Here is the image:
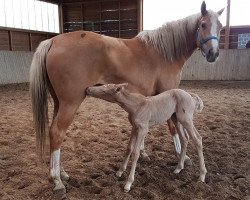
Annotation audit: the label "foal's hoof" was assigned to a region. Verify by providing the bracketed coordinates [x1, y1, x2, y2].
[199, 174, 206, 183]
[174, 168, 183, 174]
[184, 156, 192, 166]
[124, 184, 131, 193]
[61, 173, 70, 183]
[116, 171, 123, 177]
[140, 152, 150, 162]
[140, 154, 150, 162]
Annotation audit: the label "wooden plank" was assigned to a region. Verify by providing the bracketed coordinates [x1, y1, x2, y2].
[8, 31, 13, 51]
[11, 31, 30, 51]
[0, 30, 10, 50]
[30, 33, 48, 51]
[63, 4, 82, 22]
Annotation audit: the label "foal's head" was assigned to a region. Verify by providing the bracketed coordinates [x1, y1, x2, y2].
[197, 1, 224, 62]
[86, 83, 128, 102]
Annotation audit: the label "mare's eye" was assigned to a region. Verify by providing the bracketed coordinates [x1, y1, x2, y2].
[201, 23, 206, 29]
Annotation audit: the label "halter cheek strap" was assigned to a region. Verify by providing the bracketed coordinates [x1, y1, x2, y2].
[199, 36, 218, 45]
[196, 29, 219, 57]
[196, 29, 219, 46]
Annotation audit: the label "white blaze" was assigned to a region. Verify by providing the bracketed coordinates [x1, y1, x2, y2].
[210, 15, 219, 52]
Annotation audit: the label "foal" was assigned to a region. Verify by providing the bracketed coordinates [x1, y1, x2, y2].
[86, 83, 206, 192]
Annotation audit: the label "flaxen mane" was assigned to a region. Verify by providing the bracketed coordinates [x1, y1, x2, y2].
[136, 13, 201, 62]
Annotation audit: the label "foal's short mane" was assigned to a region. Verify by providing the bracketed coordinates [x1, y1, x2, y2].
[136, 13, 201, 62]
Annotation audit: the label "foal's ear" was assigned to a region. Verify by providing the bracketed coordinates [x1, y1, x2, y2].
[115, 83, 128, 92]
[217, 7, 225, 16]
[201, 1, 207, 16]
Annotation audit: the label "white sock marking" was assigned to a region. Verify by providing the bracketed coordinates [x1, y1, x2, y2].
[50, 149, 61, 179]
[173, 134, 181, 155]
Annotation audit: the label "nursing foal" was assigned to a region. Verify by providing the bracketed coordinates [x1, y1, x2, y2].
[86, 83, 206, 192]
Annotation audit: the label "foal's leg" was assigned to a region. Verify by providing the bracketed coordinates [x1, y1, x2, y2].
[124, 125, 148, 192]
[173, 122, 188, 174]
[193, 126, 207, 182]
[168, 117, 192, 165]
[183, 122, 207, 182]
[116, 127, 137, 177]
[49, 101, 82, 193]
[139, 136, 150, 161]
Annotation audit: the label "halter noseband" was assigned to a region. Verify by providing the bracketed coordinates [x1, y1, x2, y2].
[197, 28, 219, 57]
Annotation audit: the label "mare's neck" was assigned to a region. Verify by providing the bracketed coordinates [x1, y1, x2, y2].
[137, 13, 200, 62]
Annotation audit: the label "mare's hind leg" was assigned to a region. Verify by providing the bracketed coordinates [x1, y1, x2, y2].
[49, 86, 69, 183]
[49, 101, 82, 193]
[168, 118, 192, 165]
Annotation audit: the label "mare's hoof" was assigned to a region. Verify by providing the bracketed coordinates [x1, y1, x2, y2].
[53, 187, 66, 200]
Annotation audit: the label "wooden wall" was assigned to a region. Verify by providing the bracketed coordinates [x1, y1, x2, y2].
[182, 49, 250, 80]
[0, 27, 57, 51]
[61, 0, 142, 38]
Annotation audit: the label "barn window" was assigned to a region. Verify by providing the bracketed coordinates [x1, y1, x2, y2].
[0, 0, 59, 33]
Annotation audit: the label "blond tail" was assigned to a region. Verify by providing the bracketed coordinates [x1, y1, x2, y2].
[190, 93, 204, 113]
[29, 39, 52, 163]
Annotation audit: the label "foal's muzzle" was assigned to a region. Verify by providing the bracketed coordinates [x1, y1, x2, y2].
[85, 88, 91, 95]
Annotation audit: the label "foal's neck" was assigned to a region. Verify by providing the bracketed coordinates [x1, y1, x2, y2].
[116, 90, 146, 113]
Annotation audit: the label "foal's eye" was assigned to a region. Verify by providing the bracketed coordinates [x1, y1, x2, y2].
[201, 23, 206, 29]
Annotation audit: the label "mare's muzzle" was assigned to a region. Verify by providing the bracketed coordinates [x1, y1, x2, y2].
[206, 48, 219, 62]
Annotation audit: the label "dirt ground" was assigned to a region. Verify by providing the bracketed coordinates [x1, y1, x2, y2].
[0, 81, 249, 200]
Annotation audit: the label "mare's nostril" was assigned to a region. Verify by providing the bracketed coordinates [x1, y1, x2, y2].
[208, 48, 213, 56]
[215, 51, 219, 57]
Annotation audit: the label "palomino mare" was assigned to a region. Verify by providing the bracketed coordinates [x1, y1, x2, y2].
[30, 1, 224, 194]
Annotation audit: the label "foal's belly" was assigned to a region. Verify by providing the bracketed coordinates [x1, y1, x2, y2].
[149, 113, 172, 126]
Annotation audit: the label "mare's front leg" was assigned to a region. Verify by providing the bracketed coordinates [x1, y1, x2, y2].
[168, 118, 192, 165]
[124, 124, 148, 192]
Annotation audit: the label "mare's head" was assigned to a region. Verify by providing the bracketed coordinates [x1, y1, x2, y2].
[197, 1, 224, 62]
[86, 83, 128, 103]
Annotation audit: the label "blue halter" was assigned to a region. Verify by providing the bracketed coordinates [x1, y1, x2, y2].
[197, 29, 219, 57]
[199, 36, 219, 45]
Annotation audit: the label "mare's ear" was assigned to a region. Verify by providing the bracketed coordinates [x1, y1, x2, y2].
[115, 83, 128, 92]
[217, 7, 225, 16]
[201, 1, 207, 16]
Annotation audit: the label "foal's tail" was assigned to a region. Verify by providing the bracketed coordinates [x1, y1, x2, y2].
[190, 93, 204, 113]
[29, 39, 53, 163]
